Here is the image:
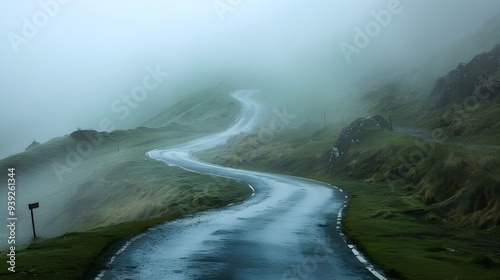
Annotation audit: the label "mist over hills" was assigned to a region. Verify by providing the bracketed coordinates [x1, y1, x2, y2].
[0, 88, 245, 247]
[423, 13, 500, 80]
[195, 41, 500, 278]
[3, 1, 500, 159]
[1, 4, 500, 276]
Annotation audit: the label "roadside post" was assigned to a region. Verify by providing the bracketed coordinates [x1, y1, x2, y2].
[28, 202, 39, 239]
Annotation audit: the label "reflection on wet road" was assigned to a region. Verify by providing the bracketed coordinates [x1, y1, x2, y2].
[99, 90, 383, 280]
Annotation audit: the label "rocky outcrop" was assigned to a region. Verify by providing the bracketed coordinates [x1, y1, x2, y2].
[349, 115, 391, 129]
[429, 44, 500, 109]
[329, 115, 391, 168]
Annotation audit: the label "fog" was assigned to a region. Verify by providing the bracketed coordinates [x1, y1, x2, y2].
[1, 0, 500, 159]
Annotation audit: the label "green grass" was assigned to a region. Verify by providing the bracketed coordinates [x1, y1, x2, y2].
[140, 84, 241, 132]
[198, 121, 500, 280]
[0, 123, 241, 237]
[0, 85, 246, 235]
[343, 75, 500, 146]
[1, 76, 497, 279]
[0, 86, 252, 279]
[334, 179, 500, 280]
[415, 92, 500, 146]
[0, 216, 178, 280]
[351, 83, 430, 127]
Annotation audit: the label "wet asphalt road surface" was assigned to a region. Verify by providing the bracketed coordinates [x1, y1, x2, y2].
[99, 90, 380, 280]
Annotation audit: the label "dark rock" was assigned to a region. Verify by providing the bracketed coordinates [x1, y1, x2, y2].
[349, 115, 391, 129]
[329, 115, 391, 168]
[428, 43, 500, 109]
[71, 128, 99, 141]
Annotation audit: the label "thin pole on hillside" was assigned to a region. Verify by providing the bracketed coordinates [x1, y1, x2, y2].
[389, 115, 393, 131]
[28, 202, 39, 239]
[323, 112, 327, 127]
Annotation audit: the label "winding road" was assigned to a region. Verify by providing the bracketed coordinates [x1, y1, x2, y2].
[97, 90, 385, 280]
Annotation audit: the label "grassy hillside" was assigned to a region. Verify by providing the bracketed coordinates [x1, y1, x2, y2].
[350, 83, 429, 127]
[196, 47, 500, 278]
[0, 86, 251, 279]
[198, 123, 500, 279]
[140, 83, 241, 131]
[0, 217, 177, 280]
[348, 43, 500, 143]
[0, 85, 245, 234]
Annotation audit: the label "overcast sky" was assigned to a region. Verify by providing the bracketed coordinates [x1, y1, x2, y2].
[1, 0, 500, 158]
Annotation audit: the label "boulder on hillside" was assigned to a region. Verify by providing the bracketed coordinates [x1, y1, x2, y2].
[329, 115, 391, 168]
[349, 115, 391, 129]
[429, 44, 500, 109]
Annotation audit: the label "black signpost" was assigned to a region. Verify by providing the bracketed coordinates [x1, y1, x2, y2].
[28, 202, 39, 239]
